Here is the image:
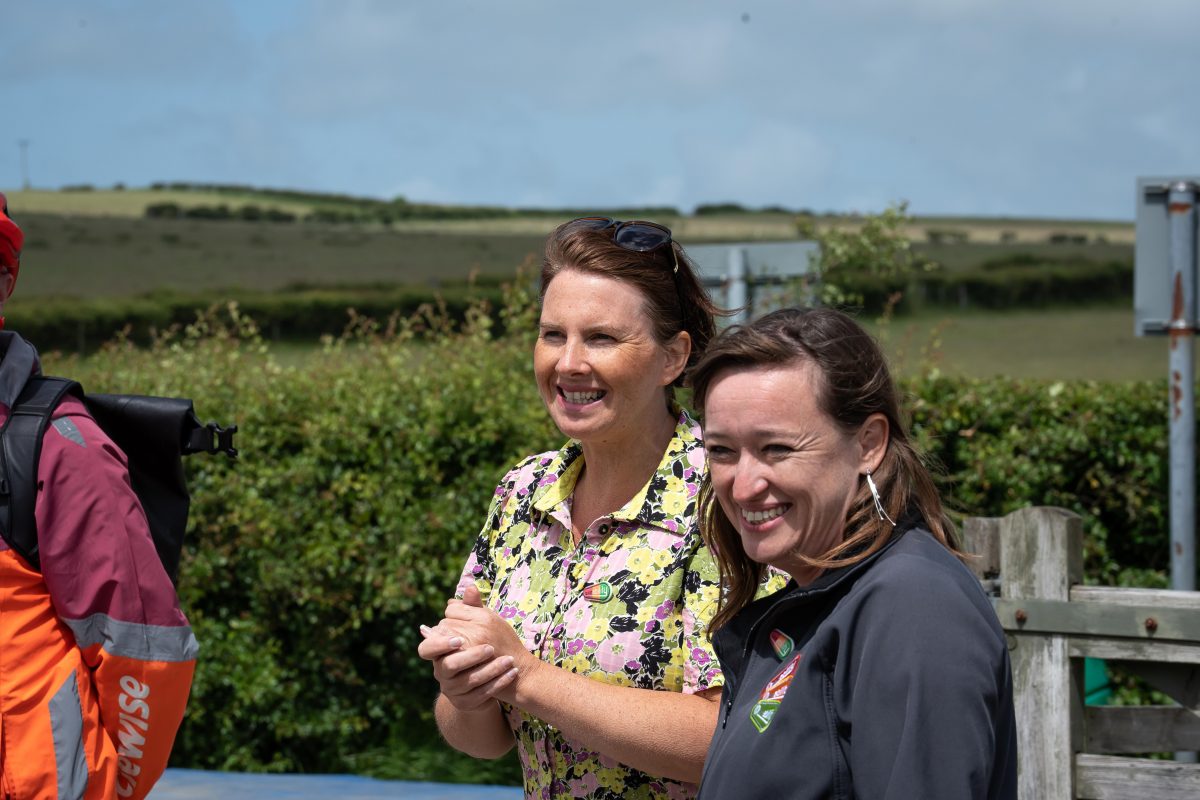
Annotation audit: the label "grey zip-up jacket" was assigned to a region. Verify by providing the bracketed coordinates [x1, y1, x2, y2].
[698, 518, 1017, 800]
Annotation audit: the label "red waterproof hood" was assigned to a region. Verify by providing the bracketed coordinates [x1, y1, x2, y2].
[0, 193, 22, 276]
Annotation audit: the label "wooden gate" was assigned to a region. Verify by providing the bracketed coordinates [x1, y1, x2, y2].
[963, 506, 1200, 799]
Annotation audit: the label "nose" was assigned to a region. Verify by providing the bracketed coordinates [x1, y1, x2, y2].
[557, 337, 589, 376]
[728, 455, 768, 505]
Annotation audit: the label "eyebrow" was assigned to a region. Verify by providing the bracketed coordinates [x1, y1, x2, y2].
[705, 425, 817, 444]
[704, 427, 797, 440]
[538, 320, 637, 337]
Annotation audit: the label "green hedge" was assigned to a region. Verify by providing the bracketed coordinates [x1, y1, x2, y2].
[10, 285, 508, 353]
[919, 259, 1132, 310]
[907, 375, 1168, 585]
[53, 297, 551, 776]
[47, 298, 1177, 775]
[840, 257, 1133, 313]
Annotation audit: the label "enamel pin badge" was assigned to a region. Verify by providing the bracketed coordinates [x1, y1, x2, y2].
[769, 628, 794, 661]
[583, 581, 613, 603]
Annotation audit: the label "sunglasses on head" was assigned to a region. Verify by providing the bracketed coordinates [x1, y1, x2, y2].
[563, 216, 679, 274]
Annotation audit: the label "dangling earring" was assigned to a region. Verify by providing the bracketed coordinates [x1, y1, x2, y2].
[865, 470, 896, 527]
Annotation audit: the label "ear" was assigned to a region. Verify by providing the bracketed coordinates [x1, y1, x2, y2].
[660, 330, 692, 386]
[856, 412, 890, 474]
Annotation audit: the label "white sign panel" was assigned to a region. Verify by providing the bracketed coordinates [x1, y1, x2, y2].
[687, 241, 818, 281]
[684, 241, 819, 322]
[1135, 176, 1200, 336]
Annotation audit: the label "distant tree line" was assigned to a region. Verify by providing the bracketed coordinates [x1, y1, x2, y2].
[694, 201, 824, 215]
[44, 181, 863, 222]
[146, 202, 299, 223]
[139, 182, 688, 225]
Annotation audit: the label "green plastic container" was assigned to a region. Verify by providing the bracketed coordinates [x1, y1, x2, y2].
[1084, 658, 1112, 705]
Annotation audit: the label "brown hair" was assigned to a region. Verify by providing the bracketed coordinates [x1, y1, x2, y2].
[541, 219, 720, 390]
[689, 307, 962, 631]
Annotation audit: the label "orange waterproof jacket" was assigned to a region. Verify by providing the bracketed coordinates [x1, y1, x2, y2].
[0, 333, 197, 800]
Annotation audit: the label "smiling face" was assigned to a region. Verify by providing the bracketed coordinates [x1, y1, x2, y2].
[534, 269, 689, 449]
[703, 360, 880, 585]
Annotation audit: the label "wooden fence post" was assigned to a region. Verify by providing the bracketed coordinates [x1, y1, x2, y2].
[1000, 506, 1084, 800]
[962, 515, 1001, 589]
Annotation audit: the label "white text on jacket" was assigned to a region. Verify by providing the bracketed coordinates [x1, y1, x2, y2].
[116, 675, 150, 798]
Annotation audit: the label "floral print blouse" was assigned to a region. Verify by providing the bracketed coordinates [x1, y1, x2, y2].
[456, 409, 721, 800]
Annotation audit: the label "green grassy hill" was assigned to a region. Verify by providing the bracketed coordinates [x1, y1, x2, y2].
[2, 184, 1162, 382]
[3, 185, 1134, 298]
[15, 212, 546, 298]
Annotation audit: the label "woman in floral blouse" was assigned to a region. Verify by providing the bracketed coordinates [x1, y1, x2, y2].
[418, 217, 729, 799]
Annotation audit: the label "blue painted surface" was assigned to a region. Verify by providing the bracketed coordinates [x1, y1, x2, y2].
[153, 769, 523, 799]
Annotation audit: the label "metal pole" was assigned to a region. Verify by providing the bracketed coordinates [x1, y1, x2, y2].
[18, 140, 29, 190]
[1167, 182, 1197, 596]
[727, 247, 748, 324]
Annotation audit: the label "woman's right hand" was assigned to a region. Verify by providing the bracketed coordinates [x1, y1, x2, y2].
[418, 624, 519, 711]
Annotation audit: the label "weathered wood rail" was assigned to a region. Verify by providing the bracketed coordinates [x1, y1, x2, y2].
[963, 507, 1200, 800]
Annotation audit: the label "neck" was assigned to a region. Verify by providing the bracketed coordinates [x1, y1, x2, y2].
[572, 405, 678, 529]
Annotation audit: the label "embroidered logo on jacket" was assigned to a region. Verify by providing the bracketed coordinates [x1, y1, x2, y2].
[750, 652, 802, 733]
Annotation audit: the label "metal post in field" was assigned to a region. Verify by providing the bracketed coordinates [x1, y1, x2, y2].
[1166, 181, 1199, 766]
[18, 139, 30, 190]
[1167, 182, 1197, 595]
[727, 246, 748, 324]
[1137, 177, 1200, 601]
[1136, 178, 1200, 767]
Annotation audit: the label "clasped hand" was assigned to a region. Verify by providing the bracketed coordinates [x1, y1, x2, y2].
[418, 583, 531, 711]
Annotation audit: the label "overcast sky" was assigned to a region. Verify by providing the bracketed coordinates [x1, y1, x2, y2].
[3, 1, 1198, 220]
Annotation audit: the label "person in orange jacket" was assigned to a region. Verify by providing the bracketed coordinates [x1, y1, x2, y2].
[0, 194, 197, 800]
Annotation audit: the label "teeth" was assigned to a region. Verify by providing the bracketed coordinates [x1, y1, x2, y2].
[564, 390, 604, 404]
[743, 507, 786, 524]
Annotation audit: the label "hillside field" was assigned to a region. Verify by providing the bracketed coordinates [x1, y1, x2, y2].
[862, 306, 1175, 382]
[13, 213, 548, 298]
[7, 186, 1133, 299]
[4, 185, 1163, 382]
[14, 210, 1132, 300]
[6, 187, 1133, 236]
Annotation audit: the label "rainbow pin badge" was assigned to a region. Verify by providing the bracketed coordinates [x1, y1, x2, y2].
[769, 629, 794, 661]
[583, 581, 613, 603]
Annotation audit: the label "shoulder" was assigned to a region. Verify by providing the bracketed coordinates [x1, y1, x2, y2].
[845, 530, 1005, 648]
[857, 529, 984, 603]
[865, 529, 975, 585]
[40, 395, 125, 468]
[484, 448, 564, 516]
[51, 394, 94, 425]
[495, 449, 557, 492]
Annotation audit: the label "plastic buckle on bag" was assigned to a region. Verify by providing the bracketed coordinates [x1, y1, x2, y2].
[209, 423, 239, 458]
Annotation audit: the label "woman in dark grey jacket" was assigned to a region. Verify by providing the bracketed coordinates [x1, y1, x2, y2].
[691, 307, 1017, 800]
